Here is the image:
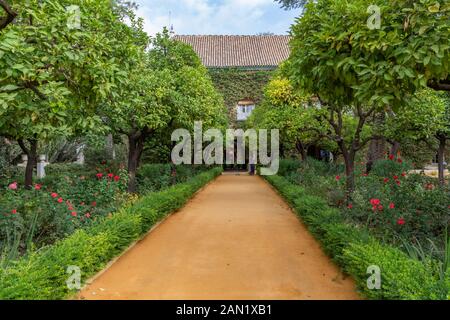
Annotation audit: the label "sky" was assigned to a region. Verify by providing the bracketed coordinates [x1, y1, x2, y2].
[134, 0, 301, 36]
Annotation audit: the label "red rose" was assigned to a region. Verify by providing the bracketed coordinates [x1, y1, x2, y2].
[51, 193, 58, 198]
[107, 173, 114, 179]
[401, 172, 406, 177]
[114, 176, 120, 182]
[85, 213, 91, 218]
[425, 183, 434, 190]
[383, 178, 389, 183]
[96, 173, 103, 179]
[71, 212, 77, 217]
[370, 199, 381, 206]
[397, 218, 405, 225]
[11, 209, 17, 214]
[396, 180, 401, 186]
[335, 175, 341, 181]
[92, 201, 97, 207]
[389, 155, 394, 160]
[389, 203, 395, 209]
[347, 203, 353, 209]
[397, 158, 403, 163]
[393, 175, 399, 180]
[57, 197, 63, 204]
[377, 205, 384, 212]
[35, 184, 42, 190]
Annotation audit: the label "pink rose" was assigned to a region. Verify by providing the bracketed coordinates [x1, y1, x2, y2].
[8, 182, 18, 190]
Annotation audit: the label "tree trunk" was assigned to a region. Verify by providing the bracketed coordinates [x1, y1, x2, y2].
[105, 134, 115, 160]
[18, 138, 38, 189]
[390, 141, 401, 158]
[296, 141, 307, 161]
[0, 0, 17, 31]
[342, 149, 356, 199]
[366, 137, 386, 173]
[366, 112, 386, 173]
[437, 134, 447, 187]
[127, 133, 145, 193]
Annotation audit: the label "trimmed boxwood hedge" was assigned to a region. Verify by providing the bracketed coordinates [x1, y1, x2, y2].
[265, 175, 449, 300]
[0, 167, 223, 300]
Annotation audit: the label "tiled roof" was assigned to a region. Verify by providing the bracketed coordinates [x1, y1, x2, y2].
[173, 35, 290, 68]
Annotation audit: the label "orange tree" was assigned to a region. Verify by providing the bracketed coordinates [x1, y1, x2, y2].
[247, 75, 334, 160]
[102, 29, 227, 192]
[0, 0, 133, 188]
[286, 0, 449, 196]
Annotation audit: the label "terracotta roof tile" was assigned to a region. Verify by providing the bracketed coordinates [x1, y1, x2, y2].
[173, 35, 290, 68]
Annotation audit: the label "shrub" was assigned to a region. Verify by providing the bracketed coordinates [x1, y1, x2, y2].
[137, 164, 172, 193]
[44, 163, 93, 177]
[370, 159, 412, 179]
[0, 169, 129, 261]
[343, 242, 447, 300]
[0, 230, 113, 300]
[137, 164, 211, 194]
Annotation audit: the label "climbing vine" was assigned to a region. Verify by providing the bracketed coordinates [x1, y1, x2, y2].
[208, 68, 274, 124]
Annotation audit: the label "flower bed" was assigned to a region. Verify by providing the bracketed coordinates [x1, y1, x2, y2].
[279, 159, 449, 258]
[0, 167, 128, 264]
[0, 164, 213, 264]
[0, 167, 222, 300]
[265, 174, 449, 300]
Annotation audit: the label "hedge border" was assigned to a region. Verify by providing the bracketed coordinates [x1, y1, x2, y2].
[0, 167, 223, 300]
[265, 175, 449, 300]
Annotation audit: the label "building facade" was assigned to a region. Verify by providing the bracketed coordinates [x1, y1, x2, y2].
[174, 35, 290, 127]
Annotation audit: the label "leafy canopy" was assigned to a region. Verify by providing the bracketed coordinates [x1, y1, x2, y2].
[288, 0, 450, 109]
[0, 0, 133, 142]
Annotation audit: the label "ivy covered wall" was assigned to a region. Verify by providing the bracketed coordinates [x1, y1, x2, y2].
[208, 68, 274, 126]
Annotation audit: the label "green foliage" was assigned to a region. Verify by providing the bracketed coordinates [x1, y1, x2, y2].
[209, 68, 273, 123]
[0, 0, 131, 141]
[0, 167, 223, 300]
[278, 158, 449, 257]
[350, 172, 449, 248]
[288, 0, 450, 109]
[104, 28, 227, 138]
[265, 174, 448, 299]
[370, 159, 412, 178]
[275, 0, 307, 10]
[344, 242, 448, 300]
[44, 163, 93, 177]
[137, 164, 210, 193]
[0, 229, 113, 300]
[279, 158, 344, 197]
[384, 89, 448, 144]
[0, 169, 128, 263]
[248, 76, 334, 156]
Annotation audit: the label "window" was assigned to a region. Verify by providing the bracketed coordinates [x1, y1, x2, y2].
[236, 101, 255, 121]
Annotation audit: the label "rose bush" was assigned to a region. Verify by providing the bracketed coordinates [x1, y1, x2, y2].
[279, 158, 450, 262]
[1, 163, 218, 266]
[0, 169, 128, 263]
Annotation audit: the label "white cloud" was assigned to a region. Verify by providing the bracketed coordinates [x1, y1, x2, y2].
[134, 0, 299, 36]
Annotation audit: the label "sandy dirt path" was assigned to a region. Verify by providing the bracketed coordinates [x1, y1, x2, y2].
[78, 174, 360, 300]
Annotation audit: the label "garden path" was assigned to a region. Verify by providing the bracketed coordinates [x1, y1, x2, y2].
[78, 174, 360, 300]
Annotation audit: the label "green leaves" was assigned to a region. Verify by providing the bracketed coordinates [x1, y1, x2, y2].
[0, 0, 142, 143]
[287, 0, 450, 110]
[0, 84, 19, 92]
